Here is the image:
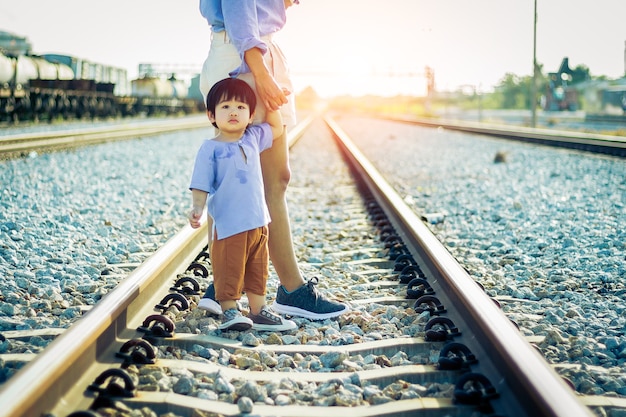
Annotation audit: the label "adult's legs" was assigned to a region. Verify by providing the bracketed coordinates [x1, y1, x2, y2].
[259, 127, 305, 292]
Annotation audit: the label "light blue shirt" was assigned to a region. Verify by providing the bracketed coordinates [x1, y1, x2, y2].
[199, 0, 287, 76]
[189, 124, 273, 240]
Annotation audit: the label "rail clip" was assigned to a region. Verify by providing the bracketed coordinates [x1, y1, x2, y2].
[438, 342, 477, 370]
[170, 276, 201, 296]
[393, 253, 417, 272]
[424, 317, 459, 341]
[399, 264, 426, 284]
[406, 277, 435, 299]
[116, 338, 157, 365]
[87, 368, 136, 398]
[453, 372, 499, 406]
[155, 292, 190, 313]
[187, 261, 209, 278]
[137, 314, 175, 338]
[414, 295, 446, 315]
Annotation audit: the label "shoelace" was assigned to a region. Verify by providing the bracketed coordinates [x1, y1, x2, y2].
[306, 277, 321, 301]
[224, 309, 239, 319]
[260, 307, 279, 322]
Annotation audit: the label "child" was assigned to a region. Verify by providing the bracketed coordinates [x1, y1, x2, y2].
[188, 77, 296, 332]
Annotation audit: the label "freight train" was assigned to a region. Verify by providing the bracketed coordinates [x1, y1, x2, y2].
[0, 31, 202, 123]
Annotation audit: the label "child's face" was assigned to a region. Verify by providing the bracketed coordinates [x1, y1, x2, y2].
[210, 98, 253, 133]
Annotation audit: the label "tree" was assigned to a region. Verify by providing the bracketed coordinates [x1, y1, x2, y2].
[570, 64, 591, 84]
[494, 73, 528, 109]
[492, 63, 547, 110]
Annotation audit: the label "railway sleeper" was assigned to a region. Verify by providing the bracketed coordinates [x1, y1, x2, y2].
[86, 393, 477, 417]
[79, 352, 480, 417]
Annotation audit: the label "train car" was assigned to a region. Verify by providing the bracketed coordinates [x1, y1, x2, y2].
[601, 84, 626, 114]
[0, 50, 201, 122]
[0, 51, 122, 122]
[0, 31, 202, 123]
[132, 76, 188, 99]
[583, 81, 626, 124]
[118, 75, 201, 117]
[41, 53, 130, 96]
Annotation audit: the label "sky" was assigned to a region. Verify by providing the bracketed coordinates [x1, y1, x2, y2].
[1, 0, 625, 98]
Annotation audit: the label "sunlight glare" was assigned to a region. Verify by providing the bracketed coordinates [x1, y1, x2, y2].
[291, 53, 428, 98]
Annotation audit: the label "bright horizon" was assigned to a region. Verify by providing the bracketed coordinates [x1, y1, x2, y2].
[1, 0, 625, 98]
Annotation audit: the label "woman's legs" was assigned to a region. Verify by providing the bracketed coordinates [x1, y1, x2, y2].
[260, 128, 305, 292]
[261, 127, 349, 319]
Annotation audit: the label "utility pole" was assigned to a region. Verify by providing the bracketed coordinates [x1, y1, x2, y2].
[530, 0, 538, 128]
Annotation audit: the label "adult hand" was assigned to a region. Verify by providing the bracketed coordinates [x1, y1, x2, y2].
[255, 71, 290, 111]
[245, 47, 291, 111]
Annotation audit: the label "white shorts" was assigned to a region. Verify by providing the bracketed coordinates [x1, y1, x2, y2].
[200, 31, 296, 129]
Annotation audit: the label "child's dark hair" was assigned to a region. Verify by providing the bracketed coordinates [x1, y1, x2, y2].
[206, 78, 257, 128]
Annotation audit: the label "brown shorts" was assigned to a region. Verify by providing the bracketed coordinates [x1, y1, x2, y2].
[210, 226, 269, 302]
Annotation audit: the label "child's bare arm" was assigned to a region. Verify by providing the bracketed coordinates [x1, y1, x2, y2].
[265, 108, 284, 140]
[188, 189, 208, 229]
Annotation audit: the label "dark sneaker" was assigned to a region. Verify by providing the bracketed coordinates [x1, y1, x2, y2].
[249, 305, 297, 332]
[198, 283, 222, 315]
[272, 277, 350, 320]
[218, 308, 252, 331]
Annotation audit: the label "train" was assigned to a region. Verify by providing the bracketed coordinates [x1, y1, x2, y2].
[0, 30, 203, 123]
[543, 56, 626, 116]
[542, 57, 578, 111]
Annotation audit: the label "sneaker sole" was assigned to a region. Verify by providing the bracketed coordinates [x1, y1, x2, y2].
[252, 320, 297, 332]
[198, 298, 222, 315]
[218, 320, 252, 331]
[271, 302, 349, 320]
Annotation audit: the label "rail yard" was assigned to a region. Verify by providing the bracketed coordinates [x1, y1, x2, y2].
[0, 113, 624, 416]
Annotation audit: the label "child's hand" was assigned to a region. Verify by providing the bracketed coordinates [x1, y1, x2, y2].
[188, 207, 203, 229]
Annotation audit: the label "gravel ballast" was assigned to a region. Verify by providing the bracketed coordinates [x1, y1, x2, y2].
[335, 115, 626, 400]
[0, 127, 206, 329]
[1, 115, 625, 413]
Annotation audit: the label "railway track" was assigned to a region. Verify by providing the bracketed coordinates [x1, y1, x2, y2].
[0, 115, 207, 158]
[0, 114, 618, 416]
[385, 114, 626, 157]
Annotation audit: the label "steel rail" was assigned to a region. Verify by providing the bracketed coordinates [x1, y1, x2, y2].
[323, 115, 595, 417]
[0, 222, 208, 417]
[0, 115, 209, 156]
[0, 114, 314, 417]
[385, 114, 626, 157]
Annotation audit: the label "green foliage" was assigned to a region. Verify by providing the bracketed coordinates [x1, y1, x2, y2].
[570, 64, 591, 84]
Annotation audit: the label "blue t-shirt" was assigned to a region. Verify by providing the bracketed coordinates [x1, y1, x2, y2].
[189, 123, 273, 239]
